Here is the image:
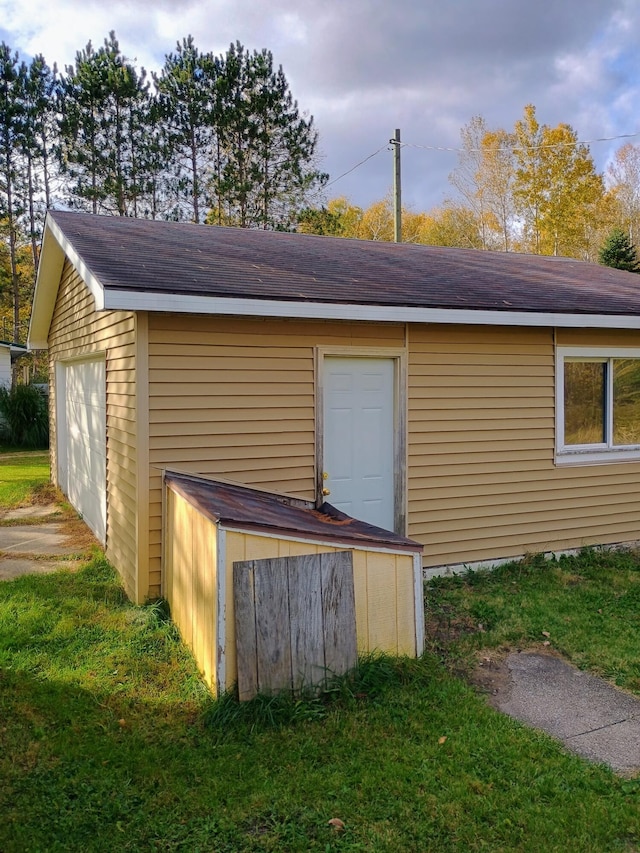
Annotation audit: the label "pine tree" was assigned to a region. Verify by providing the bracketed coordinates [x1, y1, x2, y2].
[0, 44, 27, 340]
[212, 42, 327, 229]
[20, 54, 59, 271]
[153, 36, 218, 223]
[59, 33, 151, 215]
[599, 228, 640, 272]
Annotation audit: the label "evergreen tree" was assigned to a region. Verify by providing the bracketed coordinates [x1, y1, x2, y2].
[0, 44, 27, 340]
[59, 33, 151, 215]
[212, 42, 327, 229]
[599, 228, 640, 272]
[153, 37, 218, 223]
[20, 54, 59, 271]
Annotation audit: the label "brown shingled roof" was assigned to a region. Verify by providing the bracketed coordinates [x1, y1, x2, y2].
[48, 210, 640, 316]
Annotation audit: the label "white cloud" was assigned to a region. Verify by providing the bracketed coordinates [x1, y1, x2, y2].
[0, 0, 638, 209]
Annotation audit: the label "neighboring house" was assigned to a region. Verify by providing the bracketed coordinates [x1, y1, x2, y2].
[28, 211, 640, 606]
[0, 341, 27, 387]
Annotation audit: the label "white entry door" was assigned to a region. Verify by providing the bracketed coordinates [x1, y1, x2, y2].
[323, 357, 395, 531]
[57, 357, 107, 543]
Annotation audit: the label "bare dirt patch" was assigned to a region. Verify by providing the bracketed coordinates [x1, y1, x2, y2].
[468, 646, 566, 709]
[425, 606, 485, 646]
[59, 517, 100, 555]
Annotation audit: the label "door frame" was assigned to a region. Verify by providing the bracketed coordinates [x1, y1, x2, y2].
[315, 346, 407, 535]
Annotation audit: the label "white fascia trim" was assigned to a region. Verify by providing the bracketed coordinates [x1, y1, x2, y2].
[104, 289, 640, 330]
[47, 216, 105, 311]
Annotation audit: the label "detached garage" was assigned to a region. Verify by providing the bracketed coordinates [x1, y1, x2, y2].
[28, 211, 640, 617]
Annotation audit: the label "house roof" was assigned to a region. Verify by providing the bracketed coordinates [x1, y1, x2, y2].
[0, 341, 28, 357]
[165, 471, 423, 553]
[29, 209, 640, 348]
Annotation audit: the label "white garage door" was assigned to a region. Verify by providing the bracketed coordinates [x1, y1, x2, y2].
[57, 358, 106, 543]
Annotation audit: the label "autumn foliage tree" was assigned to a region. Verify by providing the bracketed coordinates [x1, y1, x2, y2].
[513, 105, 603, 258]
[607, 143, 640, 244]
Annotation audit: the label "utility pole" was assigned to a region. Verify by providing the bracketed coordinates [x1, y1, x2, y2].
[391, 128, 401, 243]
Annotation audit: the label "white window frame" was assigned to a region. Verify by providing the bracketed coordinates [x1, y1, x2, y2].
[556, 346, 640, 466]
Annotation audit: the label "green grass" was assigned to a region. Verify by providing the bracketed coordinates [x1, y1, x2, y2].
[0, 450, 51, 508]
[0, 553, 640, 851]
[425, 548, 640, 693]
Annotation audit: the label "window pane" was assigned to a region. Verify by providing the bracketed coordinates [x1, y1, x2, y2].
[613, 359, 640, 445]
[564, 361, 605, 445]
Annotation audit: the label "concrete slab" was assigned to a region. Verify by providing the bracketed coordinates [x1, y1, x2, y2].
[494, 652, 640, 775]
[0, 523, 79, 556]
[0, 558, 83, 580]
[2, 504, 62, 520]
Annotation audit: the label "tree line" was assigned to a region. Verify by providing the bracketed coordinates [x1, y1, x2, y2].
[0, 32, 327, 343]
[299, 104, 640, 271]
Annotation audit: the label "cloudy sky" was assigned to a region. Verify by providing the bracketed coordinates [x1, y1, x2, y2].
[1, 0, 639, 212]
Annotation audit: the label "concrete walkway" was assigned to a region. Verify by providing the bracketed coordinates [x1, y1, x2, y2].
[0, 504, 93, 579]
[488, 651, 640, 776]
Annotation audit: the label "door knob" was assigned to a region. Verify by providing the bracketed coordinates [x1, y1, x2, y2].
[322, 487, 331, 496]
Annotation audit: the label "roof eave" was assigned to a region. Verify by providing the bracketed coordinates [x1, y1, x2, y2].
[104, 289, 640, 330]
[28, 213, 106, 351]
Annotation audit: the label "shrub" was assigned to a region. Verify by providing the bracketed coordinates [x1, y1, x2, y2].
[0, 384, 49, 448]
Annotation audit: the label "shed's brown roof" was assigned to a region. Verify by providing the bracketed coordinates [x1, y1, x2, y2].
[47, 210, 640, 317]
[165, 471, 423, 553]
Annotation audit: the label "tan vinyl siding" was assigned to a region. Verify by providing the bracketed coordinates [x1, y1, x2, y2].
[557, 328, 640, 348]
[408, 324, 640, 567]
[147, 315, 405, 595]
[48, 260, 139, 599]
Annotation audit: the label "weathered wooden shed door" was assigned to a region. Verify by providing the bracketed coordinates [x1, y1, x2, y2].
[233, 551, 356, 700]
[323, 357, 396, 531]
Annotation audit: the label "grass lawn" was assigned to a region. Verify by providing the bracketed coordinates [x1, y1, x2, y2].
[0, 450, 51, 509]
[0, 462, 640, 853]
[1, 456, 640, 851]
[425, 549, 640, 694]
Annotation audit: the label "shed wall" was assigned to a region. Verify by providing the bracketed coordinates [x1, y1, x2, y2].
[164, 488, 218, 688]
[408, 324, 640, 567]
[48, 260, 139, 598]
[222, 530, 417, 692]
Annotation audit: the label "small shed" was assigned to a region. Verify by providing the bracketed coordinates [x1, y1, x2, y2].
[164, 471, 424, 697]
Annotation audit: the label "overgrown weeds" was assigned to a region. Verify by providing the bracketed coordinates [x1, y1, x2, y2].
[206, 653, 429, 732]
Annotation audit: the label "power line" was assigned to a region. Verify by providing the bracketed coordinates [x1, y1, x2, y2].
[307, 127, 640, 199]
[398, 130, 640, 155]
[322, 143, 390, 189]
